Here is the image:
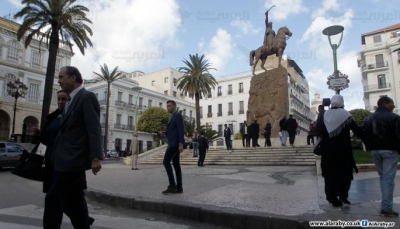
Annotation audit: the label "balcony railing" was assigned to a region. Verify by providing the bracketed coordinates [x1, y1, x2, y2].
[207, 113, 212, 118]
[238, 88, 244, 93]
[98, 99, 106, 105]
[238, 110, 244, 114]
[115, 100, 126, 107]
[228, 111, 233, 115]
[227, 90, 232, 95]
[114, 123, 124, 129]
[126, 125, 135, 131]
[217, 92, 222, 96]
[364, 83, 391, 91]
[217, 112, 222, 117]
[362, 61, 388, 71]
[126, 103, 135, 110]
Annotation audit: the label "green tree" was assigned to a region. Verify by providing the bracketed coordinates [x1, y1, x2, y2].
[93, 64, 123, 155]
[177, 54, 218, 131]
[137, 107, 170, 133]
[349, 109, 371, 127]
[15, 0, 93, 129]
[200, 126, 221, 144]
[184, 119, 196, 136]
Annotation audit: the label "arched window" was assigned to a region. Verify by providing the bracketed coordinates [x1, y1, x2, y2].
[7, 41, 19, 61]
[3, 73, 16, 99]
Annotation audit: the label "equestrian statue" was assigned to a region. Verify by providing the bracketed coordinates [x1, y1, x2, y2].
[249, 6, 292, 76]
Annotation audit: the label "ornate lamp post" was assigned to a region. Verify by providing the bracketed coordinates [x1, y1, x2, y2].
[6, 78, 28, 138]
[322, 25, 349, 94]
[132, 86, 142, 131]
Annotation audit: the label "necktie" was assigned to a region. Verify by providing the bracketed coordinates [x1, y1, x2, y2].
[63, 97, 72, 115]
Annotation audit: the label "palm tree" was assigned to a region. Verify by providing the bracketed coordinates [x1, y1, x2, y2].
[15, 0, 93, 129]
[93, 64, 124, 156]
[177, 54, 218, 131]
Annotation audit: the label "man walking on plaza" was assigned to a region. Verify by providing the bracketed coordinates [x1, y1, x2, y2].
[44, 66, 102, 229]
[162, 100, 184, 194]
[363, 96, 400, 217]
[224, 124, 232, 153]
[197, 131, 209, 167]
[130, 132, 139, 170]
[250, 120, 260, 147]
[285, 115, 298, 147]
[240, 120, 249, 147]
[279, 116, 288, 146]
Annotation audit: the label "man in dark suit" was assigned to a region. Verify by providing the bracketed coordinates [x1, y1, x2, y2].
[43, 66, 102, 229]
[224, 124, 232, 153]
[251, 120, 260, 147]
[197, 131, 208, 167]
[239, 120, 249, 147]
[162, 100, 185, 194]
[285, 114, 298, 147]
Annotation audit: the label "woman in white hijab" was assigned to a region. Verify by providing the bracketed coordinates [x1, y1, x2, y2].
[316, 94, 363, 207]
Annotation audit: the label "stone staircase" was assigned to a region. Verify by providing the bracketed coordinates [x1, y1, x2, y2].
[141, 146, 316, 166]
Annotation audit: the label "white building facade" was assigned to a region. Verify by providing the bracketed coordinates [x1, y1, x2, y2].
[0, 17, 72, 140]
[84, 75, 196, 153]
[357, 23, 400, 113]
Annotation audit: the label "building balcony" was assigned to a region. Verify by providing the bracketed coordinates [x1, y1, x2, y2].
[238, 110, 244, 114]
[126, 103, 135, 110]
[217, 112, 222, 117]
[115, 100, 126, 107]
[207, 113, 212, 118]
[364, 83, 391, 92]
[227, 90, 232, 95]
[228, 111, 233, 115]
[362, 61, 388, 71]
[126, 125, 135, 131]
[238, 88, 244, 93]
[114, 123, 124, 129]
[217, 92, 222, 96]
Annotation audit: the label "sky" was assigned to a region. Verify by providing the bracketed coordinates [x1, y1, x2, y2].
[1, 0, 400, 110]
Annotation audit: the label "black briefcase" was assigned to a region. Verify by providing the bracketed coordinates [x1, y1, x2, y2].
[11, 143, 45, 182]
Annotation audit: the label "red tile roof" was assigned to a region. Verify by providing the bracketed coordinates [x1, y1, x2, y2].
[362, 23, 400, 36]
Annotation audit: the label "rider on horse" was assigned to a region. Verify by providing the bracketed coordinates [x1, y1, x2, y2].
[263, 7, 276, 51]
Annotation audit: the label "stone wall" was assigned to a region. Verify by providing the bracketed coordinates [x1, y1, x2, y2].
[246, 67, 288, 138]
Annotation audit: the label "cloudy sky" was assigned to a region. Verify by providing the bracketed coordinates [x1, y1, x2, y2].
[1, 0, 400, 109]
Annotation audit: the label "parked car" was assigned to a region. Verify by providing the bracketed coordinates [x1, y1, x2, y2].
[106, 149, 119, 158]
[0, 141, 27, 169]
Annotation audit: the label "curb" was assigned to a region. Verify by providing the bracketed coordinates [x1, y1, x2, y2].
[85, 189, 312, 229]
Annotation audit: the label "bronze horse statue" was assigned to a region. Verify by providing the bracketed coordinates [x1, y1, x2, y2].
[249, 26, 292, 75]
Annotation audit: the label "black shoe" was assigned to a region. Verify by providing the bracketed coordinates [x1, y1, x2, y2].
[89, 217, 95, 225]
[331, 198, 343, 207]
[380, 210, 399, 217]
[339, 198, 351, 205]
[162, 185, 178, 194]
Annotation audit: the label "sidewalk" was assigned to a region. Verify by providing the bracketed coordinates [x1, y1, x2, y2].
[85, 163, 400, 229]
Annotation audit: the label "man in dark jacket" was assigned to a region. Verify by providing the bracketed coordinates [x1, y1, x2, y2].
[363, 96, 400, 217]
[223, 124, 232, 153]
[240, 121, 249, 147]
[197, 132, 209, 166]
[250, 120, 260, 147]
[279, 116, 288, 146]
[285, 115, 298, 147]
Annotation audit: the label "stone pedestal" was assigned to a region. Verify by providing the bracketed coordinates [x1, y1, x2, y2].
[247, 67, 288, 138]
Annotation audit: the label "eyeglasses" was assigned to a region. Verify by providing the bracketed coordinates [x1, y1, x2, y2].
[58, 97, 68, 101]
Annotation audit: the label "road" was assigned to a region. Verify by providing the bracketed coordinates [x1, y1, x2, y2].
[0, 164, 229, 229]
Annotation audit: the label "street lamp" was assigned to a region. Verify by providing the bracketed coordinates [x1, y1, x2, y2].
[132, 86, 142, 131]
[322, 25, 349, 94]
[6, 78, 28, 138]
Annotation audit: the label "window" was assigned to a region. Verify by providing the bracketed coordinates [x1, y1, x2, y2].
[147, 141, 152, 151]
[28, 83, 39, 102]
[239, 101, 244, 114]
[218, 104, 222, 116]
[7, 143, 19, 152]
[148, 99, 152, 107]
[228, 84, 232, 95]
[173, 78, 177, 86]
[190, 110, 192, 119]
[218, 125, 223, 136]
[378, 74, 387, 88]
[159, 102, 163, 107]
[373, 35, 382, 43]
[151, 80, 155, 86]
[217, 86, 222, 96]
[207, 105, 212, 117]
[239, 82, 244, 93]
[128, 116, 133, 126]
[164, 77, 168, 83]
[375, 54, 384, 68]
[164, 90, 168, 95]
[208, 92, 212, 98]
[200, 106, 203, 118]
[117, 91, 122, 101]
[128, 94, 133, 104]
[55, 59, 61, 72]
[139, 97, 143, 107]
[183, 109, 186, 116]
[228, 102, 233, 115]
[173, 91, 177, 97]
[51, 88, 58, 104]
[116, 114, 122, 124]
[4, 73, 16, 99]
[7, 41, 18, 61]
[31, 51, 41, 68]
[228, 124, 233, 134]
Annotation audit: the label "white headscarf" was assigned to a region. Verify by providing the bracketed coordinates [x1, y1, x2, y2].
[323, 94, 352, 137]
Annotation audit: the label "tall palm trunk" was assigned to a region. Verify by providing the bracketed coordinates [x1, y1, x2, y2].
[195, 92, 200, 131]
[103, 82, 111, 155]
[40, 24, 59, 130]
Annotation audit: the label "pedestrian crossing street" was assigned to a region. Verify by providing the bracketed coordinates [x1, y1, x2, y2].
[0, 205, 191, 229]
